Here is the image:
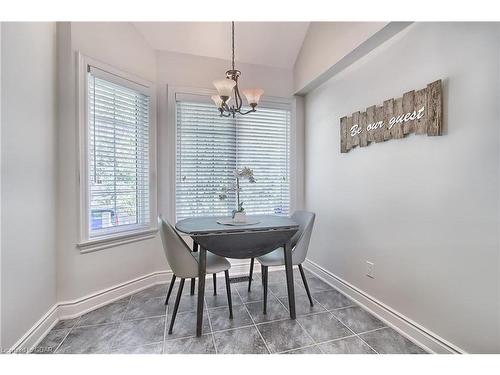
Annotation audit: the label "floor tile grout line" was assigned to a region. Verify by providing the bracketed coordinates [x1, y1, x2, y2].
[210, 323, 255, 334]
[325, 302, 385, 354]
[162, 302, 169, 354]
[326, 304, 358, 313]
[309, 332, 360, 350]
[164, 300, 212, 342]
[355, 336, 379, 354]
[305, 295, 375, 353]
[324, 307, 380, 354]
[122, 312, 167, 323]
[108, 294, 134, 350]
[317, 342, 327, 354]
[163, 289, 178, 353]
[312, 293, 353, 317]
[330, 314, 377, 353]
[292, 311, 376, 354]
[71, 311, 168, 329]
[52, 316, 81, 354]
[267, 280, 317, 350]
[353, 327, 387, 354]
[356, 326, 388, 336]
[204, 297, 218, 354]
[327, 304, 358, 312]
[164, 333, 208, 343]
[278, 343, 321, 354]
[275, 294, 325, 316]
[234, 284, 270, 353]
[246, 300, 329, 322]
[235, 285, 271, 354]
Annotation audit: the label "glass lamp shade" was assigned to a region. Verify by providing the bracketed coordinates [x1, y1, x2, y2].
[242, 88, 264, 105]
[213, 79, 236, 98]
[211, 95, 224, 108]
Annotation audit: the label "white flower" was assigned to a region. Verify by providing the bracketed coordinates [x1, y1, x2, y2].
[219, 166, 256, 204]
[234, 166, 254, 179]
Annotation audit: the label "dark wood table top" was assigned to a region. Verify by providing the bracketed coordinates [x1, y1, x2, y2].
[175, 214, 299, 236]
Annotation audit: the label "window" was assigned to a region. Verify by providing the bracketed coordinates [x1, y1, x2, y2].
[176, 97, 290, 221]
[79, 57, 156, 249]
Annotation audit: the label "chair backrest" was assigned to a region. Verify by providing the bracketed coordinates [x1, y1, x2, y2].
[290, 211, 316, 264]
[158, 217, 199, 278]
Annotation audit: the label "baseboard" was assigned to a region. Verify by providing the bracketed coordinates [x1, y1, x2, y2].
[8, 304, 59, 353]
[304, 258, 466, 354]
[10, 259, 254, 353]
[9, 270, 171, 353]
[57, 271, 171, 320]
[55, 261, 253, 321]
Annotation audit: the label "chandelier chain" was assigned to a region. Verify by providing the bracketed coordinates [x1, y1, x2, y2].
[231, 21, 235, 71]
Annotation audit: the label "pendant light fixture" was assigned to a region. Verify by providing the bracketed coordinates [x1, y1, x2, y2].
[212, 22, 264, 117]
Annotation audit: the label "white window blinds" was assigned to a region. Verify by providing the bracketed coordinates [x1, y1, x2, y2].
[176, 99, 290, 221]
[87, 67, 151, 238]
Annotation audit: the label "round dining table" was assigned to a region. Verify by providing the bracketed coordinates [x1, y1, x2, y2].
[175, 214, 299, 337]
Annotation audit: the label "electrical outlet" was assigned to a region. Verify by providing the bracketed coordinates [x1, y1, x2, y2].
[366, 261, 375, 278]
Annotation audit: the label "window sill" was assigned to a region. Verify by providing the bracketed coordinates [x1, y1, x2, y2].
[78, 228, 158, 254]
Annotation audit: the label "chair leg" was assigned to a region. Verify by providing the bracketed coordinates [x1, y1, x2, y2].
[190, 278, 195, 295]
[262, 265, 268, 314]
[213, 273, 217, 295]
[165, 274, 177, 305]
[261, 263, 265, 287]
[168, 278, 185, 334]
[224, 270, 233, 319]
[248, 258, 254, 292]
[190, 242, 198, 295]
[299, 264, 313, 306]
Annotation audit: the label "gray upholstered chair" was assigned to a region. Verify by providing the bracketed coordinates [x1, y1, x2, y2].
[158, 217, 233, 334]
[248, 211, 316, 314]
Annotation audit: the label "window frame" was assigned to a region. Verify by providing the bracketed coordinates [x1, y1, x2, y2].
[77, 53, 157, 253]
[167, 86, 296, 223]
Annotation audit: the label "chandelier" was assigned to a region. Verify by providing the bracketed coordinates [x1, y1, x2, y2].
[211, 22, 264, 117]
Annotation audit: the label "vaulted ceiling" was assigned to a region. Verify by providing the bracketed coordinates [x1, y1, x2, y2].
[132, 22, 310, 69]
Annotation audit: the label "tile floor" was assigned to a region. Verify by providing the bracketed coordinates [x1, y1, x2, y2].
[33, 269, 427, 354]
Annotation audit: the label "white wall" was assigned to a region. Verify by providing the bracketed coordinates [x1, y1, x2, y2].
[1, 22, 58, 349]
[56, 22, 165, 302]
[304, 22, 500, 353]
[156, 50, 293, 97]
[293, 22, 387, 94]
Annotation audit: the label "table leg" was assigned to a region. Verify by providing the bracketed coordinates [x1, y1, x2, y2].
[283, 241, 296, 319]
[191, 241, 198, 295]
[196, 246, 206, 337]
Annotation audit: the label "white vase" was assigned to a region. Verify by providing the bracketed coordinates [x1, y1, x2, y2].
[233, 211, 246, 223]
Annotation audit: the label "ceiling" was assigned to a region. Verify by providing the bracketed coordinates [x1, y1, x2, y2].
[132, 22, 310, 69]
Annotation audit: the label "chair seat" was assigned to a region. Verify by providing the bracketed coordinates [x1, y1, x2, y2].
[257, 247, 298, 267]
[192, 252, 231, 274]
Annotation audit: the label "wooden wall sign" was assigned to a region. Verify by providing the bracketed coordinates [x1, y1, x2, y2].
[340, 80, 443, 153]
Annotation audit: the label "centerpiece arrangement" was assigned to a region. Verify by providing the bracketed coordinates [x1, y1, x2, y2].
[219, 167, 256, 223]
